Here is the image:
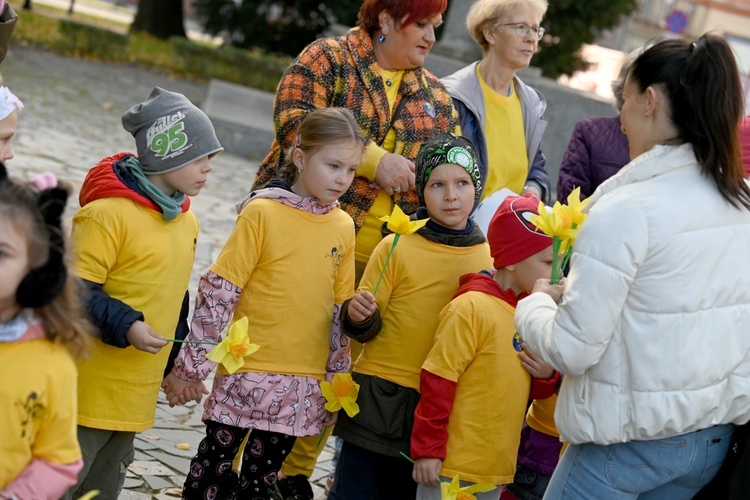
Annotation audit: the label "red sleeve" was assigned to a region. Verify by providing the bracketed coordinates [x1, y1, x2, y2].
[410, 369, 457, 461]
[529, 371, 561, 401]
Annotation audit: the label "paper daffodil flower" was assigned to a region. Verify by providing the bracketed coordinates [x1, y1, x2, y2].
[320, 373, 360, 417]
[559, 187, 590, 227]
[440, 475, 496, 500]
[378, 204, 428, 235]
[206, 316, 260, 374]
[529, 187, 590, 284]
[372, 205, 428, 295]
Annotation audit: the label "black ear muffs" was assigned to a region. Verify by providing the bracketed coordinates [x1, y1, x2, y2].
[16, 186, 69, 308]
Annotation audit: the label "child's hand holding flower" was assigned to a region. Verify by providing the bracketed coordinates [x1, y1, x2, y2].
[347, 291, 378, 323]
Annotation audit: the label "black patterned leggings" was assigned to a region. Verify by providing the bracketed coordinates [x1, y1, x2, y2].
[182, 421, 296, 500]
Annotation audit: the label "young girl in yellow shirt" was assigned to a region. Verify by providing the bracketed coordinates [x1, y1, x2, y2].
[0, 171, 93, 499]
[163, 108, 368, 500]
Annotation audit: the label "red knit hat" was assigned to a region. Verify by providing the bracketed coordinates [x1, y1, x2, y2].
[487, 193, 553, 268]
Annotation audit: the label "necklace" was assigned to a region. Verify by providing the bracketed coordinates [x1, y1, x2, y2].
[380, 68, 398, 87]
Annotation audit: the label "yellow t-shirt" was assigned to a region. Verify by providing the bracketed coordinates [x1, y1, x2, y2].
[72, 198, 198, 431]
[423, 291, 531, 484]
[211, 199, 355, 380]
[526, 394, 559, 438]
[0, 333, 80, 487]
[355, 70, 405, 264]
[354, 233, 491, 389]
[479, 67, 528, 199]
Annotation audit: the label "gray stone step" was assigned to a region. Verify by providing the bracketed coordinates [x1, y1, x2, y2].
[202, 79, 276, 160]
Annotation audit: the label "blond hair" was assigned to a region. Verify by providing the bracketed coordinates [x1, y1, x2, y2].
[279, 107, 367, 185]
[467, 0, 548, 55]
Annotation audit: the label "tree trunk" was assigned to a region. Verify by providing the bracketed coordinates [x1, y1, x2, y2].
[131, 0, 186, 39]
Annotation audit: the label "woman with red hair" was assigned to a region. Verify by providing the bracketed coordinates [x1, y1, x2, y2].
[252, 1, 459, 499]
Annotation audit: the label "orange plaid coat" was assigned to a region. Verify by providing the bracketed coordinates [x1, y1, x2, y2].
[252, 27, 458, 233]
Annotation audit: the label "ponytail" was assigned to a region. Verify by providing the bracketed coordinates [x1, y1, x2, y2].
[631, 34, 750, 209]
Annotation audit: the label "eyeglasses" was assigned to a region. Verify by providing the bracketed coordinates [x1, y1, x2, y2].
[498, 23, 545, 41]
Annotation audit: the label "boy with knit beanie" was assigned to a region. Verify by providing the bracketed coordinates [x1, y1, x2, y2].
[65, 87, 222, 499]
[327, 133, 493, 499]
[410, 194, 560, 499]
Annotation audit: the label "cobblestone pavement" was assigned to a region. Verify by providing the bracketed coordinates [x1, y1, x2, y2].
[3, 46, 334, 499]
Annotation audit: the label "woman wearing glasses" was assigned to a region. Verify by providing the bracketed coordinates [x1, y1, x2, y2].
[442, 0, 550, 204]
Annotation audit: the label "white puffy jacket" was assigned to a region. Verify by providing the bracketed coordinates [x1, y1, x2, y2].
[516, 143, 750, 445]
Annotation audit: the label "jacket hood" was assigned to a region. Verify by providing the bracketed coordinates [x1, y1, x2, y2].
[453, 271, 526, 307]
[79, 152, 191, 213]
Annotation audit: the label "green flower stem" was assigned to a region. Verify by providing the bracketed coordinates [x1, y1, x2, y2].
[558, 223, 578, 280]
[316, 415, 332, 447]
[164, 339, 218, 345]
[560, 247, 574, 275]
[550, 237, 562, 284]
[372, 233, 401, 296]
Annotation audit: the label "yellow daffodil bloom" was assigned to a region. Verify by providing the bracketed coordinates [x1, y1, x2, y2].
[378, 204, 428, 235]
[563, 186, 590, 226]
[440, 475, 496, 500]
[78, 491, 100, 500]
[530, 189, 590, 284]
[320, 373, 360, 417]
[530, 202, 569, 241]
[206, 316, 260, 374]
[372, 205, 428, 295]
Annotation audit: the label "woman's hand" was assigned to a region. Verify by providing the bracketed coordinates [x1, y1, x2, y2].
[348, 291, 377, 323]
[413, 457, 442, 487]
[532, 278, 565, 303]
[375, 153, 416, 195]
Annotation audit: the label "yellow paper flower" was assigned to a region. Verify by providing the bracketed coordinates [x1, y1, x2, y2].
[440, 475, 496, 500]
[529, 188, 590, 284]
[561, 186, 590, 226]
[530, 201, 571, 246]
[378, 204, 428, 235]
[206, 316, 260, 374]
[320, 373, 360, 417]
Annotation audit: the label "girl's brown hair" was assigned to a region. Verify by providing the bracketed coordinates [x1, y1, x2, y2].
[279, 107, 367, 185]
[0, 177, 93, 359]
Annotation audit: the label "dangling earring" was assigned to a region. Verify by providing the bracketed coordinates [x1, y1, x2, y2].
[378, 34, 386, 43]
[297, 167, 302, 173]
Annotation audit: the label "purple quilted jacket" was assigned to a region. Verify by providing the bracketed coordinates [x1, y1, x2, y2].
[556, 115, 630, 202]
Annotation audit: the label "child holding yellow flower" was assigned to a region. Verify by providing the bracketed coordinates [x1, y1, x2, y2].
[411, 194, 559, 499]
[328, 133, 493, 499]
[161, 108, 367, 500]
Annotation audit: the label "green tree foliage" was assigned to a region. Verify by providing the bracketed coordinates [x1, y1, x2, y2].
[533, 0, 638, 77]
[193, 0, 361, 57]
[131, 0, 186, 39]
[194, 0, 638, 77]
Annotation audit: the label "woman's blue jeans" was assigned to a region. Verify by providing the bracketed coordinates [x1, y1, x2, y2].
[544, 424, 733, 499]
